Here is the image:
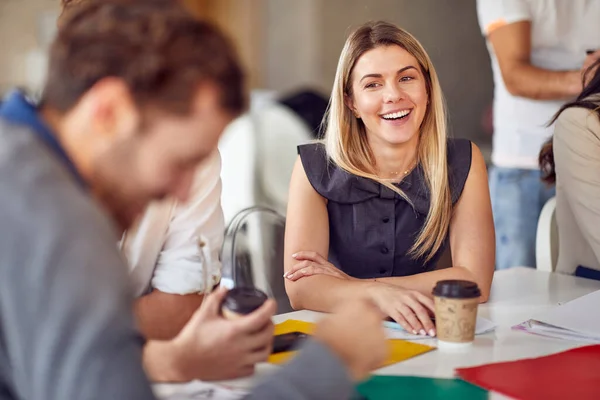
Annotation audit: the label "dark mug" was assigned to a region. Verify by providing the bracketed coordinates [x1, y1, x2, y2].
[221, 287, 268, 320]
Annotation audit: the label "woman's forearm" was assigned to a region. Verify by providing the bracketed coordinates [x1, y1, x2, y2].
[373, 266, 491, 302]
[285, 275, 373, 311]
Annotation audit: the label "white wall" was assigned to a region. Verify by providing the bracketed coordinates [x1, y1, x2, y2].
[265, 0, 323, 93]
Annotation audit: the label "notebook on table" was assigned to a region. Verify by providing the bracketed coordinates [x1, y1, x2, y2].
[354, 376, 488, 400]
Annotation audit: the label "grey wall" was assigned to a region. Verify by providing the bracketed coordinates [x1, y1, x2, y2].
[0, 0, 59, 96]
[264, 0, 494, 145]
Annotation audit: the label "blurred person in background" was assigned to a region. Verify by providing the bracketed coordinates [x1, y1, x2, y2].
[539, 59, 600, 280]
[0, 1, 387, 399]
[476, 0, 600, 270]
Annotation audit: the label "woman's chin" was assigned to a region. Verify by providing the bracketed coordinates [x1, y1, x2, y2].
[380, 131, 418, 146]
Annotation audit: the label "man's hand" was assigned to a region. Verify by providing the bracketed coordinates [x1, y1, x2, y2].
[166, 287, 276, 381]
[313, 299, 388, 381]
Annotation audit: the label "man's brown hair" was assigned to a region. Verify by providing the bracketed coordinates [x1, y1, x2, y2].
[44, 0, 246, 116]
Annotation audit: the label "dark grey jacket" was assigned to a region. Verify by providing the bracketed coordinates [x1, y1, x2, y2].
[0, 119, 353, 399]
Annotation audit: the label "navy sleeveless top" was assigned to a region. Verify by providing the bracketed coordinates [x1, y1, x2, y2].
[298, 138, 472, 279]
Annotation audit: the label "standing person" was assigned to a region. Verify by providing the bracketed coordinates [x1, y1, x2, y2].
[0, 1, 387, 399]
[476, 0, 600, 270]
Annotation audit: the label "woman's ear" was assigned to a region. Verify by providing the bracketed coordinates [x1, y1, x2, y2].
[344, 94, 360, 118]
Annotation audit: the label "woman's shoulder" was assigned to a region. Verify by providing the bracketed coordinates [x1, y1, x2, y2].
[555, 104, 600, 141]
[297, 142, 379, 204]
[297, 139, 474, 207]
[446, 138, 473, 204]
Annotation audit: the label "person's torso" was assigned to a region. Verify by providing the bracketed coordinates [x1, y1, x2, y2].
[326, 190, 448, 279]
[298, 138, 472, 279]
[554, 102, 600, 274]
[487, 0, 600, 168]
[0, 120, 133, 397]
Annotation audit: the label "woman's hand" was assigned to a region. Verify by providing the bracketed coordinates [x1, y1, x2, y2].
[366, 282, 436, 336]
[284, 251, 357, 281]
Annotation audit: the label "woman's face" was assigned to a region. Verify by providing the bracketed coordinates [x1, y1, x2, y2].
[347, 45, 429, 148]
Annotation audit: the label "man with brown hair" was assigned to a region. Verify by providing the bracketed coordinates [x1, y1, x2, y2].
[60, 0, 230, 342]
[0, 1, 387, 399]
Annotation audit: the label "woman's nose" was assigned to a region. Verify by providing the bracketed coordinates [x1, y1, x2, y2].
[383, 84, 404, 103]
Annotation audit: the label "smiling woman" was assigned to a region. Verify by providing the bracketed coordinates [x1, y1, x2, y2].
[284, 21, 495, 337]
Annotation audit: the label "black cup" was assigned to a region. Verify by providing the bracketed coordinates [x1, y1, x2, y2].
[432, 280, 481, 299]
[221, 287, 268, 319]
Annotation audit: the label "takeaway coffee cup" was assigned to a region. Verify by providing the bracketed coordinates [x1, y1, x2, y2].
[432, 280, 481, 350]
[221, 287, 268, 320]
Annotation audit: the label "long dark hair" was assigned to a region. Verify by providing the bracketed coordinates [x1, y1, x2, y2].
[539, 60, 600, 184]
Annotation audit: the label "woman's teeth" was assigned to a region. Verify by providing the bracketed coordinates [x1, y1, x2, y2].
[381, 110, 411, 120]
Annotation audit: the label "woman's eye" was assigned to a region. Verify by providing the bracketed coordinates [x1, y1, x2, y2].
[400, 76, 414, 82]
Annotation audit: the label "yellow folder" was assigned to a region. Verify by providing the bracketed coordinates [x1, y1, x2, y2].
[269, 319, 435, 366]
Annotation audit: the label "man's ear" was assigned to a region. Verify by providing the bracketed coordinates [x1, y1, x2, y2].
[82, 77, 141, 143]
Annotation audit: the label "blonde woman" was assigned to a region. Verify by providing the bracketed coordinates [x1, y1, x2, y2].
[284, 21, 495, 336]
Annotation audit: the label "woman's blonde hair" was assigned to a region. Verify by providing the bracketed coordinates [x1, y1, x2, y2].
[324, 20, 451, 262]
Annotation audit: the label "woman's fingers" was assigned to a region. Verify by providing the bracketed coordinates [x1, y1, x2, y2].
[387, 309, 414, 334]
[397, 303, 425, 334]
[404, 297, 436, 336]
[286, 260, 312, 275]
[292, 251, 328, 264]
[415, 292, 436, 314]
[285, 265, 318, 281]
[286, 261, 346, 281]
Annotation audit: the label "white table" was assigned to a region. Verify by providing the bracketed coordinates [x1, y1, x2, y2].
[155, 267, 600, 398]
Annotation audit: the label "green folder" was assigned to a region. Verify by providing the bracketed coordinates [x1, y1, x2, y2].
[355, 376, 488, 399]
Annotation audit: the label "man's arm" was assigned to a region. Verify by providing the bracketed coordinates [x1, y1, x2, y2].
[245, 299, 388, 400]
[134, 150, 224, 340]
[244, 341, 354, 400]
[134, 291, 203, 340]
[487, 21, 581, 100]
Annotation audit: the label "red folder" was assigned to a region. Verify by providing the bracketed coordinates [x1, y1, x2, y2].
[456, 345, 600, 400]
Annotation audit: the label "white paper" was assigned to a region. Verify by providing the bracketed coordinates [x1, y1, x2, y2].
[533, 289, 600, 338]
[153, 381, 248, 400]
[514, 319, 600, 343]
[513, 289, 600, 343]
[383, 317, 497, 340]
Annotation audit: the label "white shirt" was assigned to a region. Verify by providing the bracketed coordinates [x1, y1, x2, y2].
[120, 150, 224, 297]
[477, 0, 600, 169]
[219, 103, 312, 223]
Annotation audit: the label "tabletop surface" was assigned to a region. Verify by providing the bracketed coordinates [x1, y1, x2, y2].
[154, 267, 600, 397]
